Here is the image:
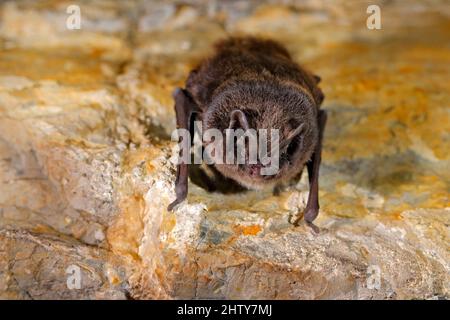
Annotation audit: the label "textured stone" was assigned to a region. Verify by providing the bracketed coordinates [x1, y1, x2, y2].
[0, 0, 448, 299]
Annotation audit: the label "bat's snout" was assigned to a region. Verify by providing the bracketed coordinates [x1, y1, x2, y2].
[248, 163, 263, 176]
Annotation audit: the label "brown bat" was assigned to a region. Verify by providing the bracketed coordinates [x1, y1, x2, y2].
[168, 37, 326, 231]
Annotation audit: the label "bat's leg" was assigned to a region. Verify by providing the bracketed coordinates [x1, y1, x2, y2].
[294, 109, 327, 233]
[167, 88, 198, 211]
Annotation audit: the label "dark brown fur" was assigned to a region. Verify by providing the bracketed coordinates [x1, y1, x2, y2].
[168, 37, 327, 231]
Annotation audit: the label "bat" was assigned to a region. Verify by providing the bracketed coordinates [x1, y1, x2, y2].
[168, 37, 326, 232]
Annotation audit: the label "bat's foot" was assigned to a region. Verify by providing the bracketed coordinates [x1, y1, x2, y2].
[305, 220, 320, 234]
[290, 214, 302, 226]
[290, 207, 320, 233]
[304, 206, 320, 233]
[290, 217, 319, 234]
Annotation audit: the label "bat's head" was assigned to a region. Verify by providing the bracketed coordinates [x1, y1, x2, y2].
[204, 80, 319, 189]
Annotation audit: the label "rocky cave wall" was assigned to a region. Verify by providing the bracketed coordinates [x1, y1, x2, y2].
[0, 0, 449, 299]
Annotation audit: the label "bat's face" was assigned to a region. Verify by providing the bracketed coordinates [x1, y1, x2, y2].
[213, 108, 318, 190]
[202, 81, 320, 190]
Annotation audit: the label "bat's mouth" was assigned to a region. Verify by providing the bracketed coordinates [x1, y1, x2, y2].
[238, 163, 278, 176]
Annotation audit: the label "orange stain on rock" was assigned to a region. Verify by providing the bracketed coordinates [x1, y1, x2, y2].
[233, 224, 262, 236]
[107, 194, 145, 261]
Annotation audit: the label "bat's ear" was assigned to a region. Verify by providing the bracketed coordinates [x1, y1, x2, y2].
[281, 123, 305, 150]
[287, 123, 305, 141]
[313, 75, 321, 83]
[229, 110, 249, 130]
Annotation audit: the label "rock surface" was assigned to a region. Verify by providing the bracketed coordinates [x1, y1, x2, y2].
[0, 0, 448, 299]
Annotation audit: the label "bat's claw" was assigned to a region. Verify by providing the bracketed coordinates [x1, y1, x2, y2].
[304, 206, 320, 233]
[167, 198, 183, 211]
[289, 207, 320, 233]
[290, 215, 320, 234]
[305, 220, 320, 234]
[290, 216, 300, 226]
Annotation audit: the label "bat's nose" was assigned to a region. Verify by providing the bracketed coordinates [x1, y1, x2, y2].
[248, 164, 262, 176]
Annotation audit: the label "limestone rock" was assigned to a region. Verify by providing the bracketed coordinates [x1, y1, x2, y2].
[0, 0, 448, 299]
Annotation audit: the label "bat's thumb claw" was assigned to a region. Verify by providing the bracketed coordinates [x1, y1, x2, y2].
[306, 221, 320, 234]
[167, 201, 178, 212]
